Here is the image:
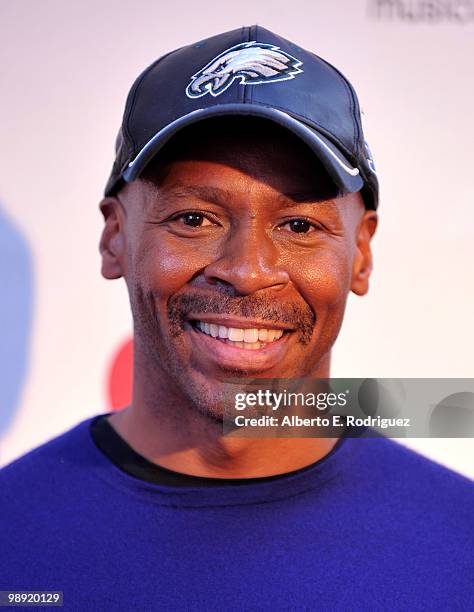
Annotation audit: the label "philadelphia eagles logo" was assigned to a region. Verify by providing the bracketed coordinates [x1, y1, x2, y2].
[185, 41, 303, 99]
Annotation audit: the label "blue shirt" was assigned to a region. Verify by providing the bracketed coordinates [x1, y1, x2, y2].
[1, 416, 473, 610]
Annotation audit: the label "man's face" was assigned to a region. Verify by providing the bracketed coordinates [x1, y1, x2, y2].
[100, 120, 377, 420]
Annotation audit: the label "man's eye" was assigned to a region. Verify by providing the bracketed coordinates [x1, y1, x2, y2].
[280, 219, 316, 234]
[175, 213, 212, 227]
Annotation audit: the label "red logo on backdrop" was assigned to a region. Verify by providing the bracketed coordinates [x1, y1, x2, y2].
[107, 338, 133, 411]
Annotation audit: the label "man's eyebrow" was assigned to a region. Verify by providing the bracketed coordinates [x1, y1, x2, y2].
[159, 185, 233, 206]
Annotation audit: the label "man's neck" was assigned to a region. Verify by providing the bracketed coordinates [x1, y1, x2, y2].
[107, 406, 339, 478]
[107, 354, 340, 479]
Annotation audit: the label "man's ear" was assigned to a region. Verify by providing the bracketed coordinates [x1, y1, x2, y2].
[98, 197, 127, 280]
[351, 210, 378, 296]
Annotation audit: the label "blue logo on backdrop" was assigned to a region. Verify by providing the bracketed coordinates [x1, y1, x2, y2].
[0, 205, 33, 441]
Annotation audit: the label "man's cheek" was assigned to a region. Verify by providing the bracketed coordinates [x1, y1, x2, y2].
[291, 253, 351, 311]
[135, 240, 204, 296]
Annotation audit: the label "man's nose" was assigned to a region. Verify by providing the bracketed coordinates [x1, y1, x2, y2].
[203, 225, 289, 295]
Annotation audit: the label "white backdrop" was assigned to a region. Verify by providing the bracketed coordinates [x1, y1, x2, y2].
[1, 0, 473, 477]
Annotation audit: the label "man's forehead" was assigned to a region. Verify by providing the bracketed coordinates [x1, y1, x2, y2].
[140, 166, 342, 215]
[148, 182, 343, 210]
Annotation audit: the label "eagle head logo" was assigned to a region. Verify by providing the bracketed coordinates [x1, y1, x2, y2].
[186, 41, 303, 99]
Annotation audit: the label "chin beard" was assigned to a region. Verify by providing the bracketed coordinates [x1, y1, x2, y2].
[128, 280, 317, 425]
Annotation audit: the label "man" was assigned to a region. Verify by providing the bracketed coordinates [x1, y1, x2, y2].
[1, 26, 472, 610]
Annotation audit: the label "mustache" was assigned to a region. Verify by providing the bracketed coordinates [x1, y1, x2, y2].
[167, 292, 316, 344]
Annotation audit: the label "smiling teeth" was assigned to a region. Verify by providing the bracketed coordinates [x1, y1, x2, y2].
[196, 321, 284, 349]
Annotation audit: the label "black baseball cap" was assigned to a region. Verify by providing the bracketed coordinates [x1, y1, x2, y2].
[105, 25, 379, 210]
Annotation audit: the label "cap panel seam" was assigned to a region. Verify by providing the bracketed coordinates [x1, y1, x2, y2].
[313, 55, 358, 150]
[243, 25, 253, 104]
[347, 82, 362, 150]
[124, 49, 180, 155]
[123, 71, 154, 157]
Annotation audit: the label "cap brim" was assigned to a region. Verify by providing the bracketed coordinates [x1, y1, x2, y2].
[122, 103, 364, 195]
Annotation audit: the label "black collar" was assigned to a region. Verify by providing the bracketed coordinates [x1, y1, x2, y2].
[90, 414, 318, 487]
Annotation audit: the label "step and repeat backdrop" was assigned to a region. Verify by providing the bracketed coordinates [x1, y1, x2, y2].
[1, 0, 473, 476]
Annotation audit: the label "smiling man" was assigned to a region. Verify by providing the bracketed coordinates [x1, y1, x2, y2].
[1, 26, 473, 611]
[100, 114, 376, 478]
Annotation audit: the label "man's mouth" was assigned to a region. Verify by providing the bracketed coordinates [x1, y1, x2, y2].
[192, 320, 285, 350]
[187, 315, 294, 373]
